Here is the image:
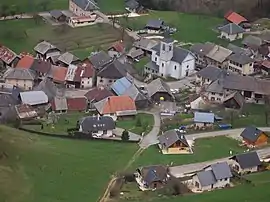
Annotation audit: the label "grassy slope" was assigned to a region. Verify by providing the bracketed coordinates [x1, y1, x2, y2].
[0, 125, 137, 202]
[132, 136, 244, 168]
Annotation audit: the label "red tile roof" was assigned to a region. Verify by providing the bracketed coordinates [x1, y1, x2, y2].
[224, 10, 248, 25]
[0, 45, 17, 64]
[84, 87, 114, 102]
[109, 41, 125, 53]
[52, 66, 68, 83]
[73, 66, 83, 82]
[16, 55, 35, 69]
[81, 63, 95, 77]
[66, 97, 87, 111]
[100, 96, 136, 114]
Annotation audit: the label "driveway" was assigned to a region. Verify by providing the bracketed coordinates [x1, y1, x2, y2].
[169, 147, 270, 177]
[113, 127, 141, 141]
[139, 110, 161, 148]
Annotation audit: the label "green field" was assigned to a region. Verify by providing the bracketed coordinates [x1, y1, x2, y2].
[132, 136, 244, 168]
[1, 0, 126, 14]
[0, 19, 131, 58]
[246, 171, 270, 184]
[119, 11, 224, 44]
[0, 125, 138, 202]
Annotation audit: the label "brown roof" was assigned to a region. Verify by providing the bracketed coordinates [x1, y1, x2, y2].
[15, 104, 38, 119]
[81, 63, 95, 78]
[52, 66, 68, 83]
[84, 87, 113, 102]
[94, 95, 136, 114]
[109, 41, 125, 53]
[0, 45, 17, 64]
[262, 60, 270, 69]
[31, 59, 52, 74]
[16, 55, 35, 69]
[66, 97, 87, 111]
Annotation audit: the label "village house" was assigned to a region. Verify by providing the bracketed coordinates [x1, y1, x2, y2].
[261, 60, 270, 75]
[197, 65, 270, 104]
[51, 66, 68, 85]
[50, 10, 68, 22]
[158, 129, 191, 154]
[19, 91, 48, 106]
[111, 77, 149, 109]
[87, 51, 113, 70]
[230, 152, 261, 175]
[108, 41, 125, 58]
[78, 115, 115, 137]
[96, 60, 128, 87]
[68, 14, 98, 27]
[69, 0, 99, 16]
[147, 78, 174, 102]
[15, 55, 35, 69]
[240, 126, 268, 147]
[0, 45, 19, 69]
[57, 52, 81, 67]
[224, 11, 250, 30]
[51, 96, 88, 113]
[145, 38, 195, 79]
[223, 91, 245, 109]
[193, 112, 215, 128]
[125, 0, 146, 13]
[227, 53, 254, 75]
[242, 35, 263, 53]
[126, 48, 144, 62]
[34, 41, 61, 61]
[133, 38, 159, 56]
[65, 64, 81, 88]
[145, 19, 164, 34]
[227, 43, 254, 57]
[79, 63, 95, 88]
[190, 42, 232, 68]
[196, 65, 223, 86]
[218, 23, 245, 41]
[3, 68, 37, 90]
[192, 162, 232, 191]
[135, 165, 170, 191]
[84, 87, 113, 109]
[31, 59, 52, 79]
[15, 104, 38, 120]
[94, 95, 137, 121]
[50, 96, 68, 113]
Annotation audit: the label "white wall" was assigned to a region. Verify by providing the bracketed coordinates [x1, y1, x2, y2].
[97, 76, 117, 87]
[81, 77, 93, 88]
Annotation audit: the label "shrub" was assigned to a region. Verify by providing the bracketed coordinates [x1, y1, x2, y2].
[121, 130, 130, 141]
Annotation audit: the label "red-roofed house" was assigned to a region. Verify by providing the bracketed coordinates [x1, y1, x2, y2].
[94, 95, 137, 120]
[225, 11, 247, 25]
[0, 45, 19, 68]
[16, 55, 35, 69]
[261, 60, 270, 75]
[79, 62, 95, 88]
[108, 41, 125, 57]
[84, 87, 114, 109]
[52, 66, 68, 84]
[67, 97, 87, 111]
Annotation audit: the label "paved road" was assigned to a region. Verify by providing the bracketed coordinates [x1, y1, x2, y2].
[139, 110, 161, 148]
[170, 147, 270, 177]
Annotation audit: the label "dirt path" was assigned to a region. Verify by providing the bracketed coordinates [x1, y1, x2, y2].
[98, 148, 145, 202]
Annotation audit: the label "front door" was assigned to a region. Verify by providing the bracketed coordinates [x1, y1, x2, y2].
[185, 70, 189, 77]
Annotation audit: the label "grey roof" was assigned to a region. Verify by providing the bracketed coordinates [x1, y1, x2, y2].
[139, 165, 168, 186]
[133, 38, 159, 52]
[20, 91, 48, 105]
[232, 152, 261, 169]
[228, 53, 254, 65]
[194, 112, 215, 123]
[80, 116, 115, 132]
[227, 44, 253, 57]
[89, 51, 112, 69]
[97, 60, 127, 79]
[4, 68, 36, 80]
[223, 91, 245, 108]
[71, 0, 99, 11]
[206, 79, 224, 93]
[209, 162, 232, 180]
[50, 10, 63, 19]
[34, 41, 59, 55]
[125, 0, 139, 9]
[190, 42, 215, 57]
[158, 129, 189, 149]
[125, 85, 148, 101]
[127, 48, 144, 59]
[197, 170, 216, 187]
[53, 97, 68, 111]
[242, 35, 263, 48]
[206, 44, 232, 63]
[147, 78, 174, 98]
[218, 23, 245, 34]
[240, 126, 264, 143]
[145, 19, 164, 29]
[145, 61, 159, 71]
[152, 44, 191, 64]
[162, 38, 174, 43]
[196, 65, 223, 81]
[58, 52, 80, 65]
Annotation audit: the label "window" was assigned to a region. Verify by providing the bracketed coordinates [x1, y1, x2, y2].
[161, 74, 163, 77]
[211, 92, 215, 95]
[155, 57, 157, 61]
[162, 44, 165, 51]
[109, 80, 113, 83]
[249, 63, 252, 66]
[100, 79, 103, 83]
[169, 45, 172, 51]
[186, 65, 189, 68]
[82, 81, 84, 84]
[103, 130, 107, 134]
[219, 93, 223, 96]
[162, 63, 164, 67]
[174, 66, 177, 70]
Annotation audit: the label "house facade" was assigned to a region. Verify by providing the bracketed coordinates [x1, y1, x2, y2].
[227, 54, 254, 75]
[240, 126, 268, 147]
[218, 23, 245, 41]
[146, 38, 195, 79]
[69, 0, 98, 16]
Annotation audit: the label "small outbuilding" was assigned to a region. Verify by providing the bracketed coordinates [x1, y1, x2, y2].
[240, 126, 268, 147]
[218, 23, 245, 41]
[193, 112, 215, 128]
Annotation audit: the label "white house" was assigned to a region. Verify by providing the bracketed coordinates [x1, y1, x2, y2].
[145, 38, 195, 79]
[218, 23, 245, 42]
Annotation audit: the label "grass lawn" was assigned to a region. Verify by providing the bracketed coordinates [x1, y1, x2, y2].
[120, 11, 224, 44]
[0, 19, 132, 56]
[132, 136, 244, 168]
[246, 171, 270, 184]
[116, 113, 154, 135]
[133, 57, 150, 75]
[0, 125, 138, 202]
[120, 183, 270, 202]
[98, 0, 126, 14]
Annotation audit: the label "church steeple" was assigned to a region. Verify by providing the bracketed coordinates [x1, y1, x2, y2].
[160, 37, 174, 61]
